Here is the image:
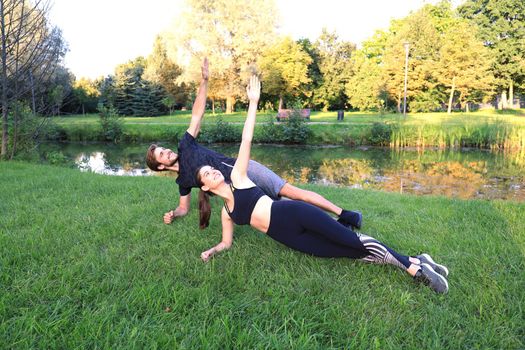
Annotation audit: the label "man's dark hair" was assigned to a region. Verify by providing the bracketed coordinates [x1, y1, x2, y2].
[146, 144, 165, 171]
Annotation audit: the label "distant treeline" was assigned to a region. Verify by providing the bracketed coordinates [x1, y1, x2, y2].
[2, 0, 524, 158]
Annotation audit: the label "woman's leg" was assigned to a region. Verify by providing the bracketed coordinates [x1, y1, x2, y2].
[268, 201, 449, 293]
[292, 201, 412, 270]
[356, 233, 411, 271]
[269, 201, 410, 267]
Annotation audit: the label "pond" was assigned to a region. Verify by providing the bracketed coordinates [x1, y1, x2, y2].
[40, 142, 525, 201]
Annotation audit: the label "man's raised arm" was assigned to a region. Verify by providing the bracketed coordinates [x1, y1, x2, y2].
[187, 57, 209, 138]
[163, 193, 191, 224]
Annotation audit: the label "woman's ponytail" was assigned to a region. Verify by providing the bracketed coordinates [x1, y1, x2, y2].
[198, 189, 211, 229]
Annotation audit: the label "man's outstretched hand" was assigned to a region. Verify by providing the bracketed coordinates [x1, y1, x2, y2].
[202, 57, 209, 81]
[163, 210, 175, 224]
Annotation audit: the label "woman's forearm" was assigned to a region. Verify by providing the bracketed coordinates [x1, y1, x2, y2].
[242, 100, 258, 142]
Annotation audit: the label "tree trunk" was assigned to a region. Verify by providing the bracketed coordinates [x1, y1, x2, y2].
[509, 81, 514, 109]
[226, 95, 235, 114]
[211, 98, 215, 115]
[501, 90, 508, 109]
[1, 1, 8, 158]
[30, 71, 36, 114]
[10, 105, 18, 160]
[466, 102, 470, 113]
[396, 92, 402, 113]
[447, 76, 456, 115]
[278, 95, 283, 111]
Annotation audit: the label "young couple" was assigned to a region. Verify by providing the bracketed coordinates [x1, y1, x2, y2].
[146, 58, 449, 293]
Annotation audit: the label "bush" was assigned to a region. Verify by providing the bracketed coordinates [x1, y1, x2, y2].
[256, 116, 284, 143]
[369, 122, 392, 146]
[98, 104, 123, 143]
[6, 102, 41, 159]
[255, 111, 310, 144]
[42, 120, 68, 141]
[200, 117, 240, 143]
[44, 151, 71, 166]
[282, 110, 310, 144]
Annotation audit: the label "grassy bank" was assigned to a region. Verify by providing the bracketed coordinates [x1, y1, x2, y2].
[1, 162, 524, 348]
[51, 109, 525, 150]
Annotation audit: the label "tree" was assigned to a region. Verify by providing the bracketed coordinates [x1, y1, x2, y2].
[1, 0, 67, 158]
[382, 7, 445, 113]
[109, 57, 168, 117]
[345, 30, 391, 111]
[71, 77, 99, 115]
[312, 29, 355, 111]
[346, 50, 386, 111]
[297, 38, 321, 109]
[165, 0, 278, 113]
[437, 19, 494, 113]
[459, 0, 525, 108]
[258, 37, 312, 111]
[143, 36, 189, 110]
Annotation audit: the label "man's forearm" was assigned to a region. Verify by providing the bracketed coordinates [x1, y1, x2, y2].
[171, 206, 189, 217]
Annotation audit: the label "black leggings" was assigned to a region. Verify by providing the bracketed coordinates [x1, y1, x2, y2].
[266, 200, 411, 270]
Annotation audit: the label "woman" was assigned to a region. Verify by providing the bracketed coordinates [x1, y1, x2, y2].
[196, 76, 449, 294]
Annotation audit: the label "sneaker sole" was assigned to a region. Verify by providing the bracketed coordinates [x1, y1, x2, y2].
[420, 253, 449, 277]
[421, 263, 449, 294]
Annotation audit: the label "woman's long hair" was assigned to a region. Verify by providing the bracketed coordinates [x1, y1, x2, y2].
[196, 166, 212, 229]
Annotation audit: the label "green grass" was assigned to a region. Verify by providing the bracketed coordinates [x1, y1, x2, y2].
[1, 162, 524, 348]
[52, 109, 525, 149]
[55, 109, 525, 125]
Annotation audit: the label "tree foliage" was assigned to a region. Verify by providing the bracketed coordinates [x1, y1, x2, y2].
[311, 29, 355, 111]
[258, 37, 311, 110]
[164, 0, 278, 113]
[459, 0, 525, 107]
[1, 0, 67, 158]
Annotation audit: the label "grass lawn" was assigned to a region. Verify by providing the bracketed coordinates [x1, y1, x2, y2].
[1, 162, 524, 348]
[52, 109, 525, 148]
[55, 108, 525, 126]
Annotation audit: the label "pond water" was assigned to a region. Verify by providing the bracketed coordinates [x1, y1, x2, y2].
[40, 142, 525, 201]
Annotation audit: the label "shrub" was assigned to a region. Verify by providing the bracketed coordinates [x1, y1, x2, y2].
[42, 120, 68, 141]
[7, 102, 41, 159]
[256, 116, 284, 143]
[200, 117, 240, 143]
[44, 151, 70, 166]
[98, 104, 123, 143]
[369, 122, 392, 146]
[255, 111, 310, 144]
[282, 110, 310, 144]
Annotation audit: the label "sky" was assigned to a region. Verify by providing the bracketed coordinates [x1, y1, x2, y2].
[49, 0, 464, 80]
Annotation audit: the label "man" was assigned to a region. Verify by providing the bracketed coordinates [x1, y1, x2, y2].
[146, 58, 362, 228]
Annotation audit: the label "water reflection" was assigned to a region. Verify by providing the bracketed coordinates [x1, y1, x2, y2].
[40, 143, 525, 201]
[73, 149, 152, 176]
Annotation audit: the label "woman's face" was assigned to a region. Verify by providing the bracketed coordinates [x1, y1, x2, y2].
[198, 165, 225, 191]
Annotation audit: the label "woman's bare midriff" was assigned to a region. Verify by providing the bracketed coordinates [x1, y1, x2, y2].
[249, 195, 273, 234]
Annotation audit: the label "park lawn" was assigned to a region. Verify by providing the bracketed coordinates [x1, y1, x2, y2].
[1, 162, 524, 349]
[54, 109, 525, 126]
[52, 109, 525, 148]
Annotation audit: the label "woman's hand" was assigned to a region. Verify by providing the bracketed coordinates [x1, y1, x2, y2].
[246, 75, 260, 103]
[201, 247, 216, 262]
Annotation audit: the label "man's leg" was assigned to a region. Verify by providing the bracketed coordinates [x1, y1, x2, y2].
[278, 183, 362, 229]
[279, 183, 342, 214]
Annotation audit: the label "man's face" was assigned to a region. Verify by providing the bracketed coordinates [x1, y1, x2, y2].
[153, 147, 178, 169]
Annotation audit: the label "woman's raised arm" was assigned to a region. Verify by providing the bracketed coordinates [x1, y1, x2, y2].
[231, 75, 260, 183]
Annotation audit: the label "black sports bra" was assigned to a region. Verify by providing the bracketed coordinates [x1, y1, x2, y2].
[224, 183, 265, 225]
